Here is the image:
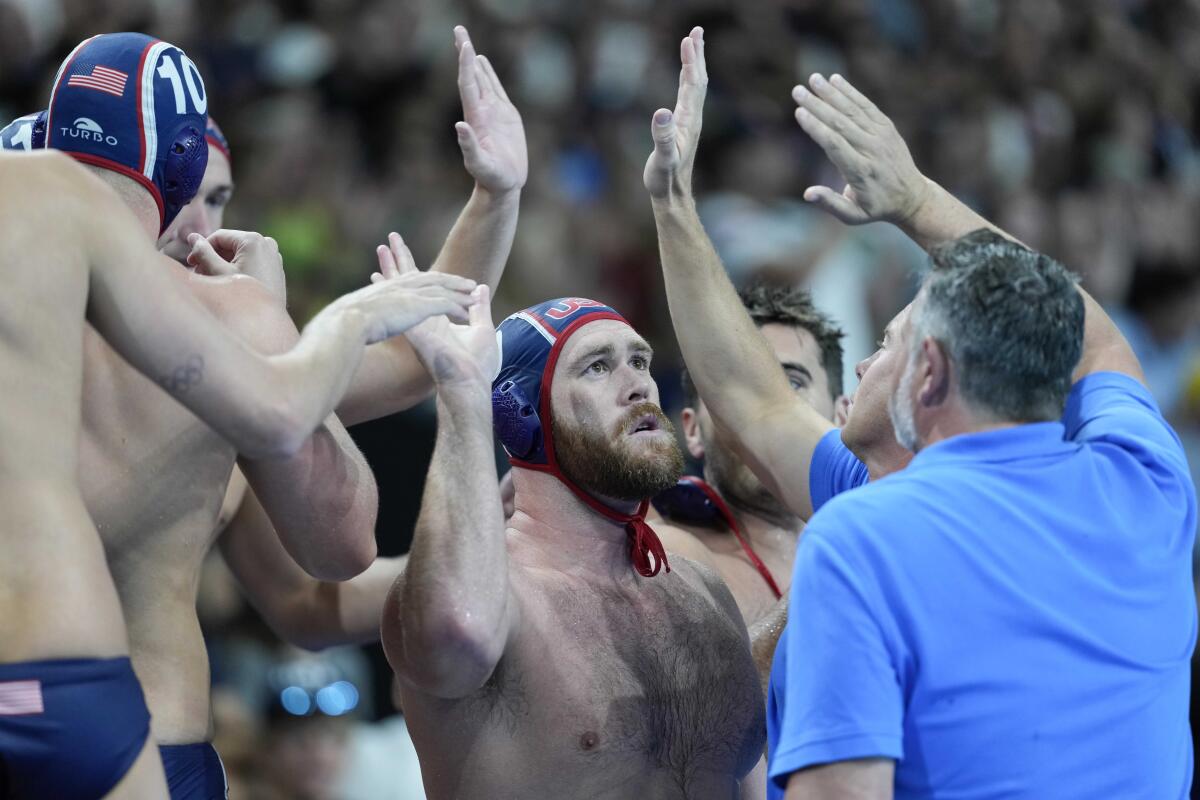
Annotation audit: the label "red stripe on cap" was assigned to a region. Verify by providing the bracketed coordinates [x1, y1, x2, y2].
[67, 152, 164, 223]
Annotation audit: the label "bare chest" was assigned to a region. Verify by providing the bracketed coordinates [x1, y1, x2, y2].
[469, 571, 765, 789]
[691, 526, 794, 623]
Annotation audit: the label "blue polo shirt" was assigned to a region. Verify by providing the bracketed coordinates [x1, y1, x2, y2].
[767, 372, 1196, 798]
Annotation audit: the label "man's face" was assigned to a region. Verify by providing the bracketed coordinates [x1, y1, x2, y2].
[549, 320, 684, 501]
[842, 302, 914, 456]
[156, 145, 234, 265]
[682, 323, 838, 519]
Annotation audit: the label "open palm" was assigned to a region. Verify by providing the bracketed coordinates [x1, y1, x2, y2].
[454, 26, 528, 194]
[372, 232, 499, 384]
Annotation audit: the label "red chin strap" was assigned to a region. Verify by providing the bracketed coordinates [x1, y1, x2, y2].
[680, 476, 781, 599]
[511, 460, 670, 578]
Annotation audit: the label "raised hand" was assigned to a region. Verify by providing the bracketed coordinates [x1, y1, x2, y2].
[644, 27, 708, 200]
[792, 73, 930, 225]
[453, 26, 527, 195]
[373, 232, 499, 386]
[187, 229, 288, 304]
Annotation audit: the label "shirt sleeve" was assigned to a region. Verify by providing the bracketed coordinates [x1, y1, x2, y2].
[1062, 372, 1193, 490]
[768, 520, 904, 790]
[809, 429, 870, 512]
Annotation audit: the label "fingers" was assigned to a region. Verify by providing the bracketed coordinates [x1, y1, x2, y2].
[673, 28, 707, 136]
[802, 185, 869, 225]
[800, 74, 875, 139]
[388, 232, 418, 275]
[794, 105, 869, 176]
[476, 55, 511, 104]
[792, 82, 872, 150]
[468, 284, 493, 330]
[186, 233, 236, 275]
[829, 73, 890, 127]
[375, 243, 400, 281]
[457, 32, 482, 108]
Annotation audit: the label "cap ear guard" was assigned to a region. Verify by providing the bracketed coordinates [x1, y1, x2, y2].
[493, 380, 542, 460]
[651, 479, 721, 525]
[161, 121, 208, 227]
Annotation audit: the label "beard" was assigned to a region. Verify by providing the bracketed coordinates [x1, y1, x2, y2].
[888, 356, 920, 452]
[553, 402, 685, 502]
[701, 425, 794, 526]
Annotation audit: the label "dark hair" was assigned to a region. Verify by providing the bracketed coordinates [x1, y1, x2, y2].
[919, 229, 1084, 422]
[680, 281, 845, 406]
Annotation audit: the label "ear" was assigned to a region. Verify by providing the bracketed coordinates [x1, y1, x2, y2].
[833, 395, 851, 427]
[918, 337, 951, 408]
[680, 406, 705, 460]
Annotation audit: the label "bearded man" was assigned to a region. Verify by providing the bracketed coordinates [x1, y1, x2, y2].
[372, 234, 764, 798]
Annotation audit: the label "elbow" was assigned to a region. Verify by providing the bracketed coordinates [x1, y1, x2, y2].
[304, 535, 376, 583]
[384, 602, 505, 699]
[239, 399, 311, 460]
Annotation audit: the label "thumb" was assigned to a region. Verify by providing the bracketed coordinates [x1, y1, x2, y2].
[651, 108, 676, 160]
[187, 234, 236, 275]
[802, 185, 869, 225]
[468, 284, 493, 330]
[455, 121, 488, 176]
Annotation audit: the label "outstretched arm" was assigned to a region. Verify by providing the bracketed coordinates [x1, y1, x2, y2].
[791, 73, 1142, 384]
[339, 25, 526, 425]
[33, 152, 478, 460]
[645, 29, 834, 521]
[375, 237, 516, 698]
[219, 485, 405, 651]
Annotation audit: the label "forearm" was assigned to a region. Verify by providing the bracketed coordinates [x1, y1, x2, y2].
[336, 187, 520, 425]
[431, 185, 520, 289]
[896, 178, 1020, 252]
[282, 557, 408, 651]
[651, 197, 797, 425]
[239, 415, 378, 581]
[896, 182, 1140, 383]
[397, 382, 511, 682]
[749, 595, 788, 699]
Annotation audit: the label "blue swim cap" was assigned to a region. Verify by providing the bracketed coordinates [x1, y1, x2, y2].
[492, 297, 670, 577]
[0, 111, 47, 151]
[46, 33, 209, 234]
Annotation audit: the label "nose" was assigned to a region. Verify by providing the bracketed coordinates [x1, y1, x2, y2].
[174, 198, 213, 241]
[855, 352, 875, 381]
[623, 367, 651, 405]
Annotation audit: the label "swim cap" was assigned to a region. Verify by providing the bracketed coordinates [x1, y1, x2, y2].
[0, 111, 47, 151]
[493, 297, 669, 577]
[205, 115, 230, 163]
[46, 33, 209, 234]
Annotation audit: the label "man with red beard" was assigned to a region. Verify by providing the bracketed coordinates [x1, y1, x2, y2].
[376, 238, 764, 798]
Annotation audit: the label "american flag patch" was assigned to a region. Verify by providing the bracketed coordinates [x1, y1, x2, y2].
[0, 680, 44, 715]
[67, 65, 128, 97]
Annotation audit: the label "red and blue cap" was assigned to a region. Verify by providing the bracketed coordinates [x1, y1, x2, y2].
[0, 111, 47, 151]
[205, 115, 230, 163]
[493, 298, 670, 577]
[46, 32, 209, 234]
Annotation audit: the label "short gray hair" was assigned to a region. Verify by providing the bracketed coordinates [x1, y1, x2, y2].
[914, 230, 1084, 423]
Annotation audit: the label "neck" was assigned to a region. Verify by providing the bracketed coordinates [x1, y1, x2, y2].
[86, 167, 159, 239]
[508, 468, 641, 578]
[862, 437, 915, 481]
[915, 399, 1020, 452]
[714, 482, 802, 539]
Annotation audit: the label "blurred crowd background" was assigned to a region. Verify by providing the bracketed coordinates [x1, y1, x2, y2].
[4, 0, 1200, 797]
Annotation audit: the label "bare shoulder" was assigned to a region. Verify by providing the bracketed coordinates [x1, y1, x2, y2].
[191, 274, 298, 355]
[653, 521, 719, 568]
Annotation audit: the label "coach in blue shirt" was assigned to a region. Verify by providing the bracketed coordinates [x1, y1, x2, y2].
[648, 45, 1195, 799]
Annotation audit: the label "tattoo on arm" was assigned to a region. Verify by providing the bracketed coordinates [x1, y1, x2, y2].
[158, 355, 205, 395]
